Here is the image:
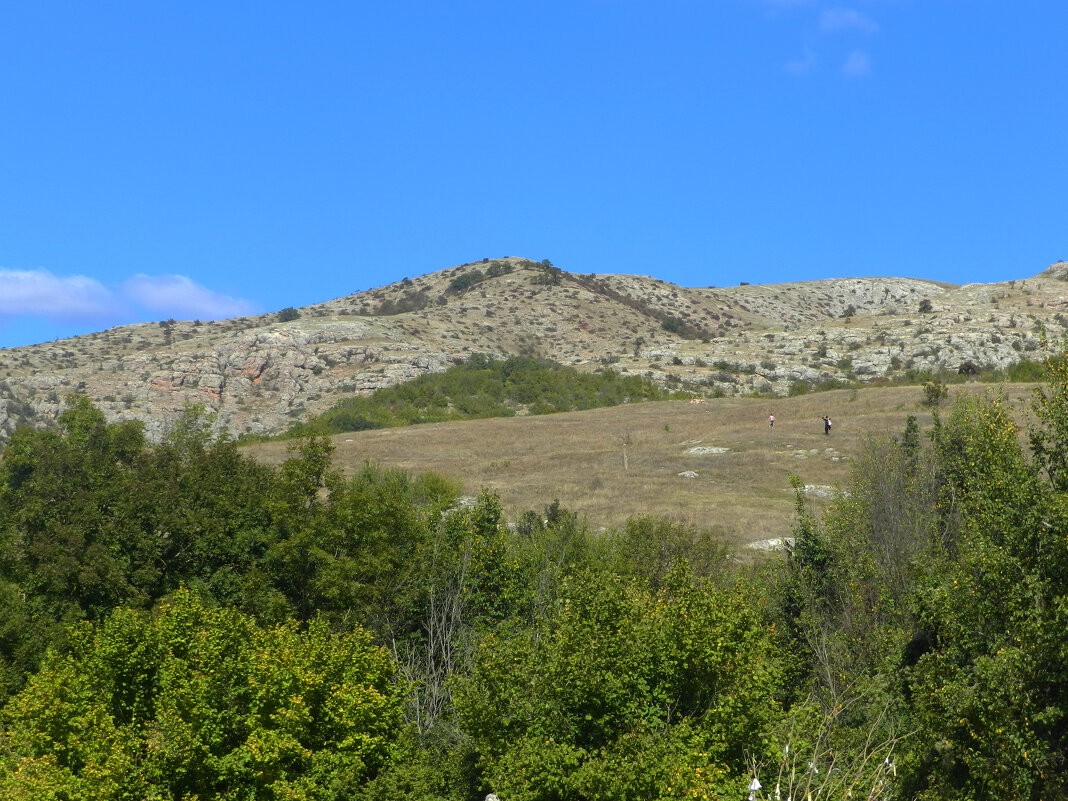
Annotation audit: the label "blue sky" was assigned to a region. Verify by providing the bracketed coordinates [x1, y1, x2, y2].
[2, 1, 1066, 348]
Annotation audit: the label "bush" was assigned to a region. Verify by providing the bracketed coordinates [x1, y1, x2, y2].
[921, 380, 948, 407]
[448, 269, 484, 293]
[1006, 357, 1050, 382]
[277, 306, 301, 322]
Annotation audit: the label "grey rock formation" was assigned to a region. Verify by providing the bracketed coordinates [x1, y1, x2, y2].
[1, 257, 1065, 444]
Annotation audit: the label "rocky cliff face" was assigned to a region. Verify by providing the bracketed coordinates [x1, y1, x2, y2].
[2, 257, 1066, 443]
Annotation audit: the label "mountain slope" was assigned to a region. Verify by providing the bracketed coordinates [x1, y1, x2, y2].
[241, 382, 1036, 546]
[1, 257, 1066, 443]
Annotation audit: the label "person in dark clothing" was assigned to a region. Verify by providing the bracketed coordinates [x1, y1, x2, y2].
[823, 416, 832, 435]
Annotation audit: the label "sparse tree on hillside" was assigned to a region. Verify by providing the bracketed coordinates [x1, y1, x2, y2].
[277, 306, 301, 322]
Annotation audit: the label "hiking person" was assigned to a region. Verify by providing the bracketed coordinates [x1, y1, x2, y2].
[768, 414, 775, 428]
[823, 415, 832, 435]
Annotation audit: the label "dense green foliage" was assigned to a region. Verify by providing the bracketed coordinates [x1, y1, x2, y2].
[3, 351, 1068, 799]
[277, 306, 301, 322]
[455, 567, 782, 799]
[776, 358, 1068, 800]
[286, 354, 681, 436]
[1, 590, 403, 800]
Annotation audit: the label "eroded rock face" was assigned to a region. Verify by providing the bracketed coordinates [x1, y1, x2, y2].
[1, 258, 1065, 443]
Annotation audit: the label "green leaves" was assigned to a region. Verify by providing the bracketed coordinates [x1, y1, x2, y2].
[896, 387, 1068, 798]
[772, 377, 1068, 800]
[287, 355, 675, 436]
[1030, 352, 1068, 491]
[0, 589, 404, 801]
[455, 567, 783, 800]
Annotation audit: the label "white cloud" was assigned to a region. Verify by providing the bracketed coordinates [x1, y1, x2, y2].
[842, 49, 871, 76]
[0, 269, 118, 320]
[122, 274, 257, 320]
[0, 267, 258, 331]
[751, 2, 880, 77]
[785, 47, 818, 75]
[820, 7, 879, 34]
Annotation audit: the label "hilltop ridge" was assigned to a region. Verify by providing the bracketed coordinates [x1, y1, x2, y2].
[1, 257, 1066, 443]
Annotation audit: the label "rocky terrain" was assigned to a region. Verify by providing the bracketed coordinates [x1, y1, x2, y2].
[2, 257, 1067, 443]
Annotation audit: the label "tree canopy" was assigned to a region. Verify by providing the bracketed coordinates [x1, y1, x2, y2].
[3, 352, 1068, 798]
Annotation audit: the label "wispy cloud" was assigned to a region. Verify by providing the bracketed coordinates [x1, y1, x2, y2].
[0, 269, 116, 320]
[123, 274, 256, 320]
[785, 47, 818, 75]
[0, 268, 258, 330]
[842, 49, 871, 76]
[820, 7, 879, 34]
[751, 1, 881, 78]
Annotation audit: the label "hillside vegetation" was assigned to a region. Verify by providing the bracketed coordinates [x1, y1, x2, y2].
[247, 377, 1039, 546]
[2, 257, 1067, 443]
[2, 354, 1068, 798]
[283, 354, 682, 437]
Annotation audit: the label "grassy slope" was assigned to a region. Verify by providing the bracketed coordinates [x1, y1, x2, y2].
[244, 381, 1038, 548]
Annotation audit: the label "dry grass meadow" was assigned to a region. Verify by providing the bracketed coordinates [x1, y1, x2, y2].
[245, 382, 1037, 550]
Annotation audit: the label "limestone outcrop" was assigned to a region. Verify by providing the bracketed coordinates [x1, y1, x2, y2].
[1, 257, 1065, 443]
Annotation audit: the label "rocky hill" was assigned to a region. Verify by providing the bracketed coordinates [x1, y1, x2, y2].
[2, 257, 1067, 443]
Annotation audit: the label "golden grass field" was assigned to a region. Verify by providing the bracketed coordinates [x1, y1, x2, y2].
[245, 382, 1037, 549]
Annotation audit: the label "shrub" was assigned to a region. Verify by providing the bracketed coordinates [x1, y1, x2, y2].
[277, 306, 301, 322]
[448, 269, 484, 293]
[1006, 358, 1046, 382]
[921, 380, 948, 407]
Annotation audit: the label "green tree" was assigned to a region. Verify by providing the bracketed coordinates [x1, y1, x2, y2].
[0, 589, 405, 800]
[454, 566, 783, 800]
[607, 516, 731, 590]
[1029, 351, 1068, 491]
[897, 391, 1068, 799]
[0, 400, 288, 697]
[0, 397, 154, 691]
[534, 259, 563, 285]
[449, 269, 485, 293]
[921, 380, 948, 407]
